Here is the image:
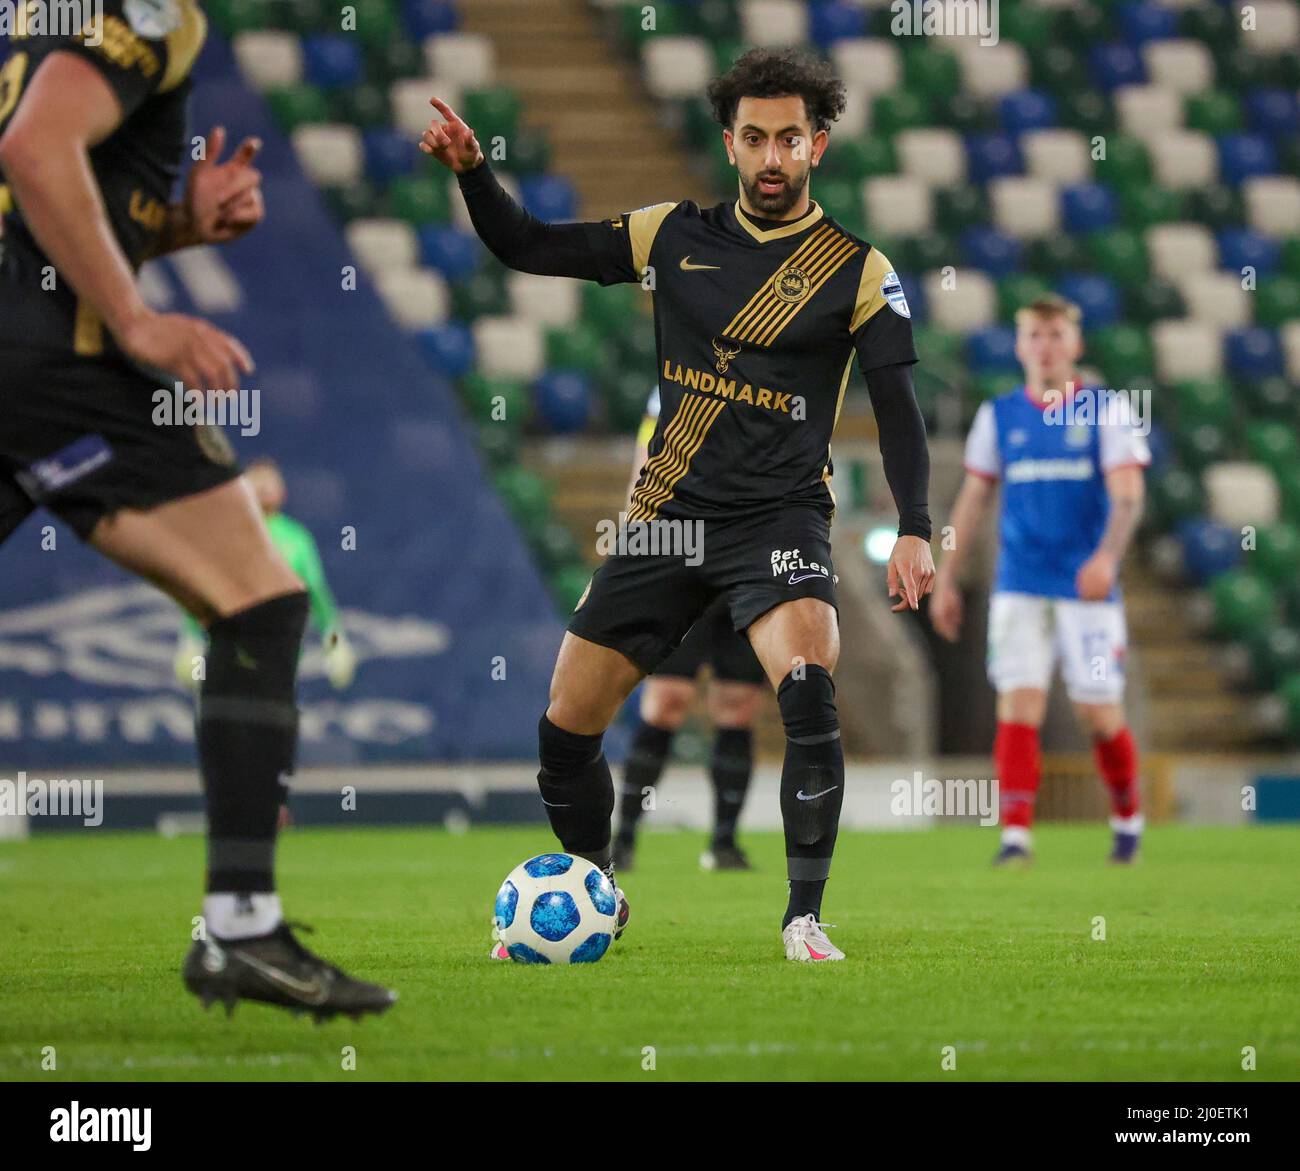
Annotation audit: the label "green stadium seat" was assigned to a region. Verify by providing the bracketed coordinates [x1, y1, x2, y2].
[1185, 91, 1244, 136]
[935, 185, 989, 234]
[463, 88, 522, 143]
[815, 178, 865, 235]
[1089, 228, 1149, 290]
[874, 91, 932, 136]
[689, 0, 739, 41]
[460, 373, 529, 430]
[1173, 377, 1234, 427]
[605, 370, 656, 433]
[546, 323, 613, 377]
[912, 326, 964, 366]
[387, 175, 450, 224]
[365, 38, 424, 84]
[550, 565, 593, 614]
[1057, 2, 1111, 45]
[1211, 571, 1278, 640]
[1255, 277, 1300, 329]
[1149, 466, 1205, 530]
[532, 520, 581, 573]
[1183, 3, 1236, 44]
[1254, 523, 1300, 587]
[265, 84, 330, 131]
[354, 0, 401, 51]
[583, 283, 646, 342]
[1283, 237, 1300, 281]
[998, 275, 1053, 322]
[1127, 278, 1185, 324]
[1248, 626, 1300, 689]
[1001, 4, 1056, 51]
[501, 129, 552, 178]
[619, 323, 659, 369]
[476, 423, 520, 468]
[887, 233, 956, 274]
[976, 373, 1021, 402]
[1027, 234, 1087, 274]
[1279, 672, 1300, 742]
[451, 269, 510, 321]
[321, 181, 384, 222]
[1175, 421, 1232, 470]
[712, 38, 746, 76]
[620, 3, 684, 43]
[1245, 420, 1300, 473]
[1088, 325, 1154, 383]
[280, 0, 332, 35]
[1032, 45, 1088, 98]
[1118, 184, 1185, 229]
[493, 467, 552, 534]
[1057, 90, 1112, 137]
[1103, 136, 1152, 186]
[206, 0, 275, 36]
[331, 84, 392, 128]
[821, 136, 896, 182]
[683, 97, 718, 150]
[936, 93, 996, 134]
[1277, 465, 1300, 522]
[1240, 375, 1299, 421]
[1187, 185, 1245, 230]
[902, 45, 960, 100]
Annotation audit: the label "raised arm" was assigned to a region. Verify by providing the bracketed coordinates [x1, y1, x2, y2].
[421, 96, 653, 285]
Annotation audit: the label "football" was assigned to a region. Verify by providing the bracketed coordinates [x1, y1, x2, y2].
[492, 853, 617, 964]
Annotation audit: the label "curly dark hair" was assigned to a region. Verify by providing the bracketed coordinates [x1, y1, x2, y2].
[706, 48, 847, 135]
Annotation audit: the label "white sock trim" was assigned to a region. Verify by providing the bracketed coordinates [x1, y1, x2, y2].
[1109, 813, 1145, 835]
[1001, 826, 1032, 848]
[203, 893, 283, 941]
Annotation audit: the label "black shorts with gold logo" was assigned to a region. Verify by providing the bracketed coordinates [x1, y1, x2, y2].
[0, 347, 242, 543]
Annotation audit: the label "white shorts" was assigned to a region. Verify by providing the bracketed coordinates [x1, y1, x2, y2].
[987, 592, 1128, 703]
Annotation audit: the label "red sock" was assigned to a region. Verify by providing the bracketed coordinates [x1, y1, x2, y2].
[994, 722, 1041, 830]
[1094, 727, 1139, 818]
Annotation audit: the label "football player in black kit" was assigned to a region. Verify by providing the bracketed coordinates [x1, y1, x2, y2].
[425, 49, 934, 962]
[0, 1, 393, 1014]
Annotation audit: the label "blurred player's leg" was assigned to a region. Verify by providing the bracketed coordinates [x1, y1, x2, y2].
[91, 478, 395, 1017]
[615, 676, 694, 870]
[1058, 600, 1142, 863]
[747, 597, 845, 960]
[701, 680, 762, 871]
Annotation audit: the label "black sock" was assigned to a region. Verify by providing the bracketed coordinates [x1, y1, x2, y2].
[537, 714, 615, 872]
[199, 591, 308, 894]
[776, 666, 844, 928]
[710, 726, 753, 848]
[617, 722, 673, 844]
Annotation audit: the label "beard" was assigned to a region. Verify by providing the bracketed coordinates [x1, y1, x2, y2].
[739, 165, 810, 217]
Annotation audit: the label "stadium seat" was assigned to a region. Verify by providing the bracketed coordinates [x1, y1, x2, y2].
[1248, 625, 1300, 690]
[1148, 131, 1219, 189]
[363, 126, 419, 182]
[1204, 462, 1281, 528]
[965, 133, 1023, 183]
[1217, 134, 1279, 186]
[473, 316, 545, 380]
[740, 0, 809, 47]
[960, 227, 1023, 278]
[346, 219, 420, 274]
[1216, 227, 1280, 277]
[1245, 88, 1300, 137]
[373, 268, 451, 329]
[507, 272, 581, 328]
[1021, 129, 1093, 185]
[809, 1, 867, 47]
[1114, 84, 1184, 141]
[292, 124, 364, 186]
[965, 326, 1019, 373]
[1062, 184, 1120, 235]
[642, 37, 714, 99]
[424, 32, 495, 86]
[999, 90, 1058, 135]
[532, 371, 592, 434]
[416, 321, 476, 378]
[1146, 223, 1218, 281]
[391, 78, 461, 138]
[520, 175, 578, 222]
[402, 0, 459, 40]
[1089, 43, 1146, 92]
[1247, 0, 1300, 53]
[1245, 418, 1299, 471]
[1211, 570, 1279, 640]
[863, 176, 932, 237]
[1178, 519, 1243, 585]
[894, 128, 965, 186]
[1151, 467, 1206, 530]
[1226, 327, 1284, 377]
[1153, 319, 1223, 380]
[1057, 276, 1124, 332]
[830, 39, 902, 97]
[1143, 39, 1215, 95]
[232, 31, 304, 90]
[1242, 176, 1300, 238]
[923, 269, 997, 332]
[988, 177, 1060, 239]
[417, 224, 480, 280]
[1254, 522, 1300, 587]
[302, 35, 365, 90]
[1178, 271, 1252, 330]
[955, 41, 1030, 99]
[546, 322, 612, 377]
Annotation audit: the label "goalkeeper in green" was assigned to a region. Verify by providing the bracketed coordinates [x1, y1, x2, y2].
[175, 458, 356, 690]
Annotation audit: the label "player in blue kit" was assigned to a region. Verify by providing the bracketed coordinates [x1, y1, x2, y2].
[931, 297, 1151, 865]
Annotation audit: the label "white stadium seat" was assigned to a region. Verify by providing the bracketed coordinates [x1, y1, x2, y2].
[953, 41, 1029, 99]
[894, 128, 966, 186]
[740, 0, 810, 47]
[863, 175, 932, 236]
[1250, 0, 1300, 52]
[346, 219, 420, 275]
[642, 36, 714, 99]
[291, 124, 364, 187]
[1152, 319, 1223, 380]
[830, 39, 902, 97]
[923, 269, 997, 332]
[1143, 40, 1215, 94]
[392, 79, 461, 139]
[1204, 463, 1280, 529]
[1021, 129, 1093, 185]
[989, 176, 1060, 239]
[1243, 176, 1300, 239]
[507, 272, 581, 327]
[473, 316, 546, 380]
[374, 269, 451, 330]
[1282, 321, 1300, 383]
[232, 31, 303, 90]
[1177, 271, 1253, 330]
[424, 33, 495, 88]
[1146, 223, 1218, 280]
[1114, 84, 1185, 141]
[1147, 130, 1219, 189]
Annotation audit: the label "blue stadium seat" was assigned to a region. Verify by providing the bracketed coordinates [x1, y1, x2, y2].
[999, 90, 1058, 135]
[416, 322, 476, 378]
[1057, 274, 1122, 330]
[965, 133, 1023, 182]
[403, 0, 459, 40]
[520, 175, 578, 222]
[809, 1, 868, 47]
[959, 227, 1023, 278]
[1217, 227, 1280, 277]
[532, 371, 592, 433]
[966, 326, 1019, 373]
[302, 36, 365, 90]
[1089, 43, 1146, 91]
[1061, 183, 1120, 234]
[363, 127, 418, 182]
[1145, 421, 1174, 471]
[1217, 134, 1278, 185]
[1245, 89, 1299, 138]
[1118, 2, 1180, 44]
[1225, 327, 1283, 377]
[1178, 517, 1243, 585]
[418, 225, 481, 280]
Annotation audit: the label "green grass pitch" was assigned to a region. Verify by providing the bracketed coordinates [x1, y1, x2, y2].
[1, 824, 1296, 1081]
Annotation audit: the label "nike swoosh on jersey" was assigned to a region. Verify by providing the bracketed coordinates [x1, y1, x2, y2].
[679, 256, 721, 271]
[796, 785, 839, 801]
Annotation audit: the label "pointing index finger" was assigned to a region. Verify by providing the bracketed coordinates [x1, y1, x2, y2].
[428, 96, 464, 128]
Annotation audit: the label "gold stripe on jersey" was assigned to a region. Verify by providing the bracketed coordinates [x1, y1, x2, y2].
[723, 224, 860, 348]
[627, 202, 678, 277]
[160, 0, 209, 94]
[0, 185, 10, 216]
[73, 298, 104, 357]
[628, 394, 725, 521]
[850, 246, 900, 334]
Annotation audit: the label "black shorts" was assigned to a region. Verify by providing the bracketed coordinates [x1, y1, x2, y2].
[654, 595, 766, 683]
[568, 502, 837, 674]
[0, 347, 242, 542]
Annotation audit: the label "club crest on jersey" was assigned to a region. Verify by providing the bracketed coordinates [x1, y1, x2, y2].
[711, 337, 741, 374]
[773, 266, 811, 305]
[1065, 424, 1092, 449]
[881, 270, 910, 318]
[125, 0, 182, 38]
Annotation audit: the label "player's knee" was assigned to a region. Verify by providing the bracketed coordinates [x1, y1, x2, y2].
[641, 680, 692, 728]
[776, 664, 839, 744]
[204, 590, 309, 697]
[538, 712, 605, 776]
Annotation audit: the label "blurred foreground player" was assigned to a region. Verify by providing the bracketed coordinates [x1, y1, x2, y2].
[427, 49, 935, 962]
[0, 2, 393, 1016]
[931, 297, 1151, 865]
[614, 390, 765, 873]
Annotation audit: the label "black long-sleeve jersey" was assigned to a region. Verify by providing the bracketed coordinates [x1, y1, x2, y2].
[457, 162, 931, 539]
[0, 0, 207, 357]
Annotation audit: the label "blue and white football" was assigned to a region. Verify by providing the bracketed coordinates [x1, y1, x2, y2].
[493, 853, 617, 964]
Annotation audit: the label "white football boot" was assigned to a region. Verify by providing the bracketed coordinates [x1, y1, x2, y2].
[782, 913, 845, 962]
